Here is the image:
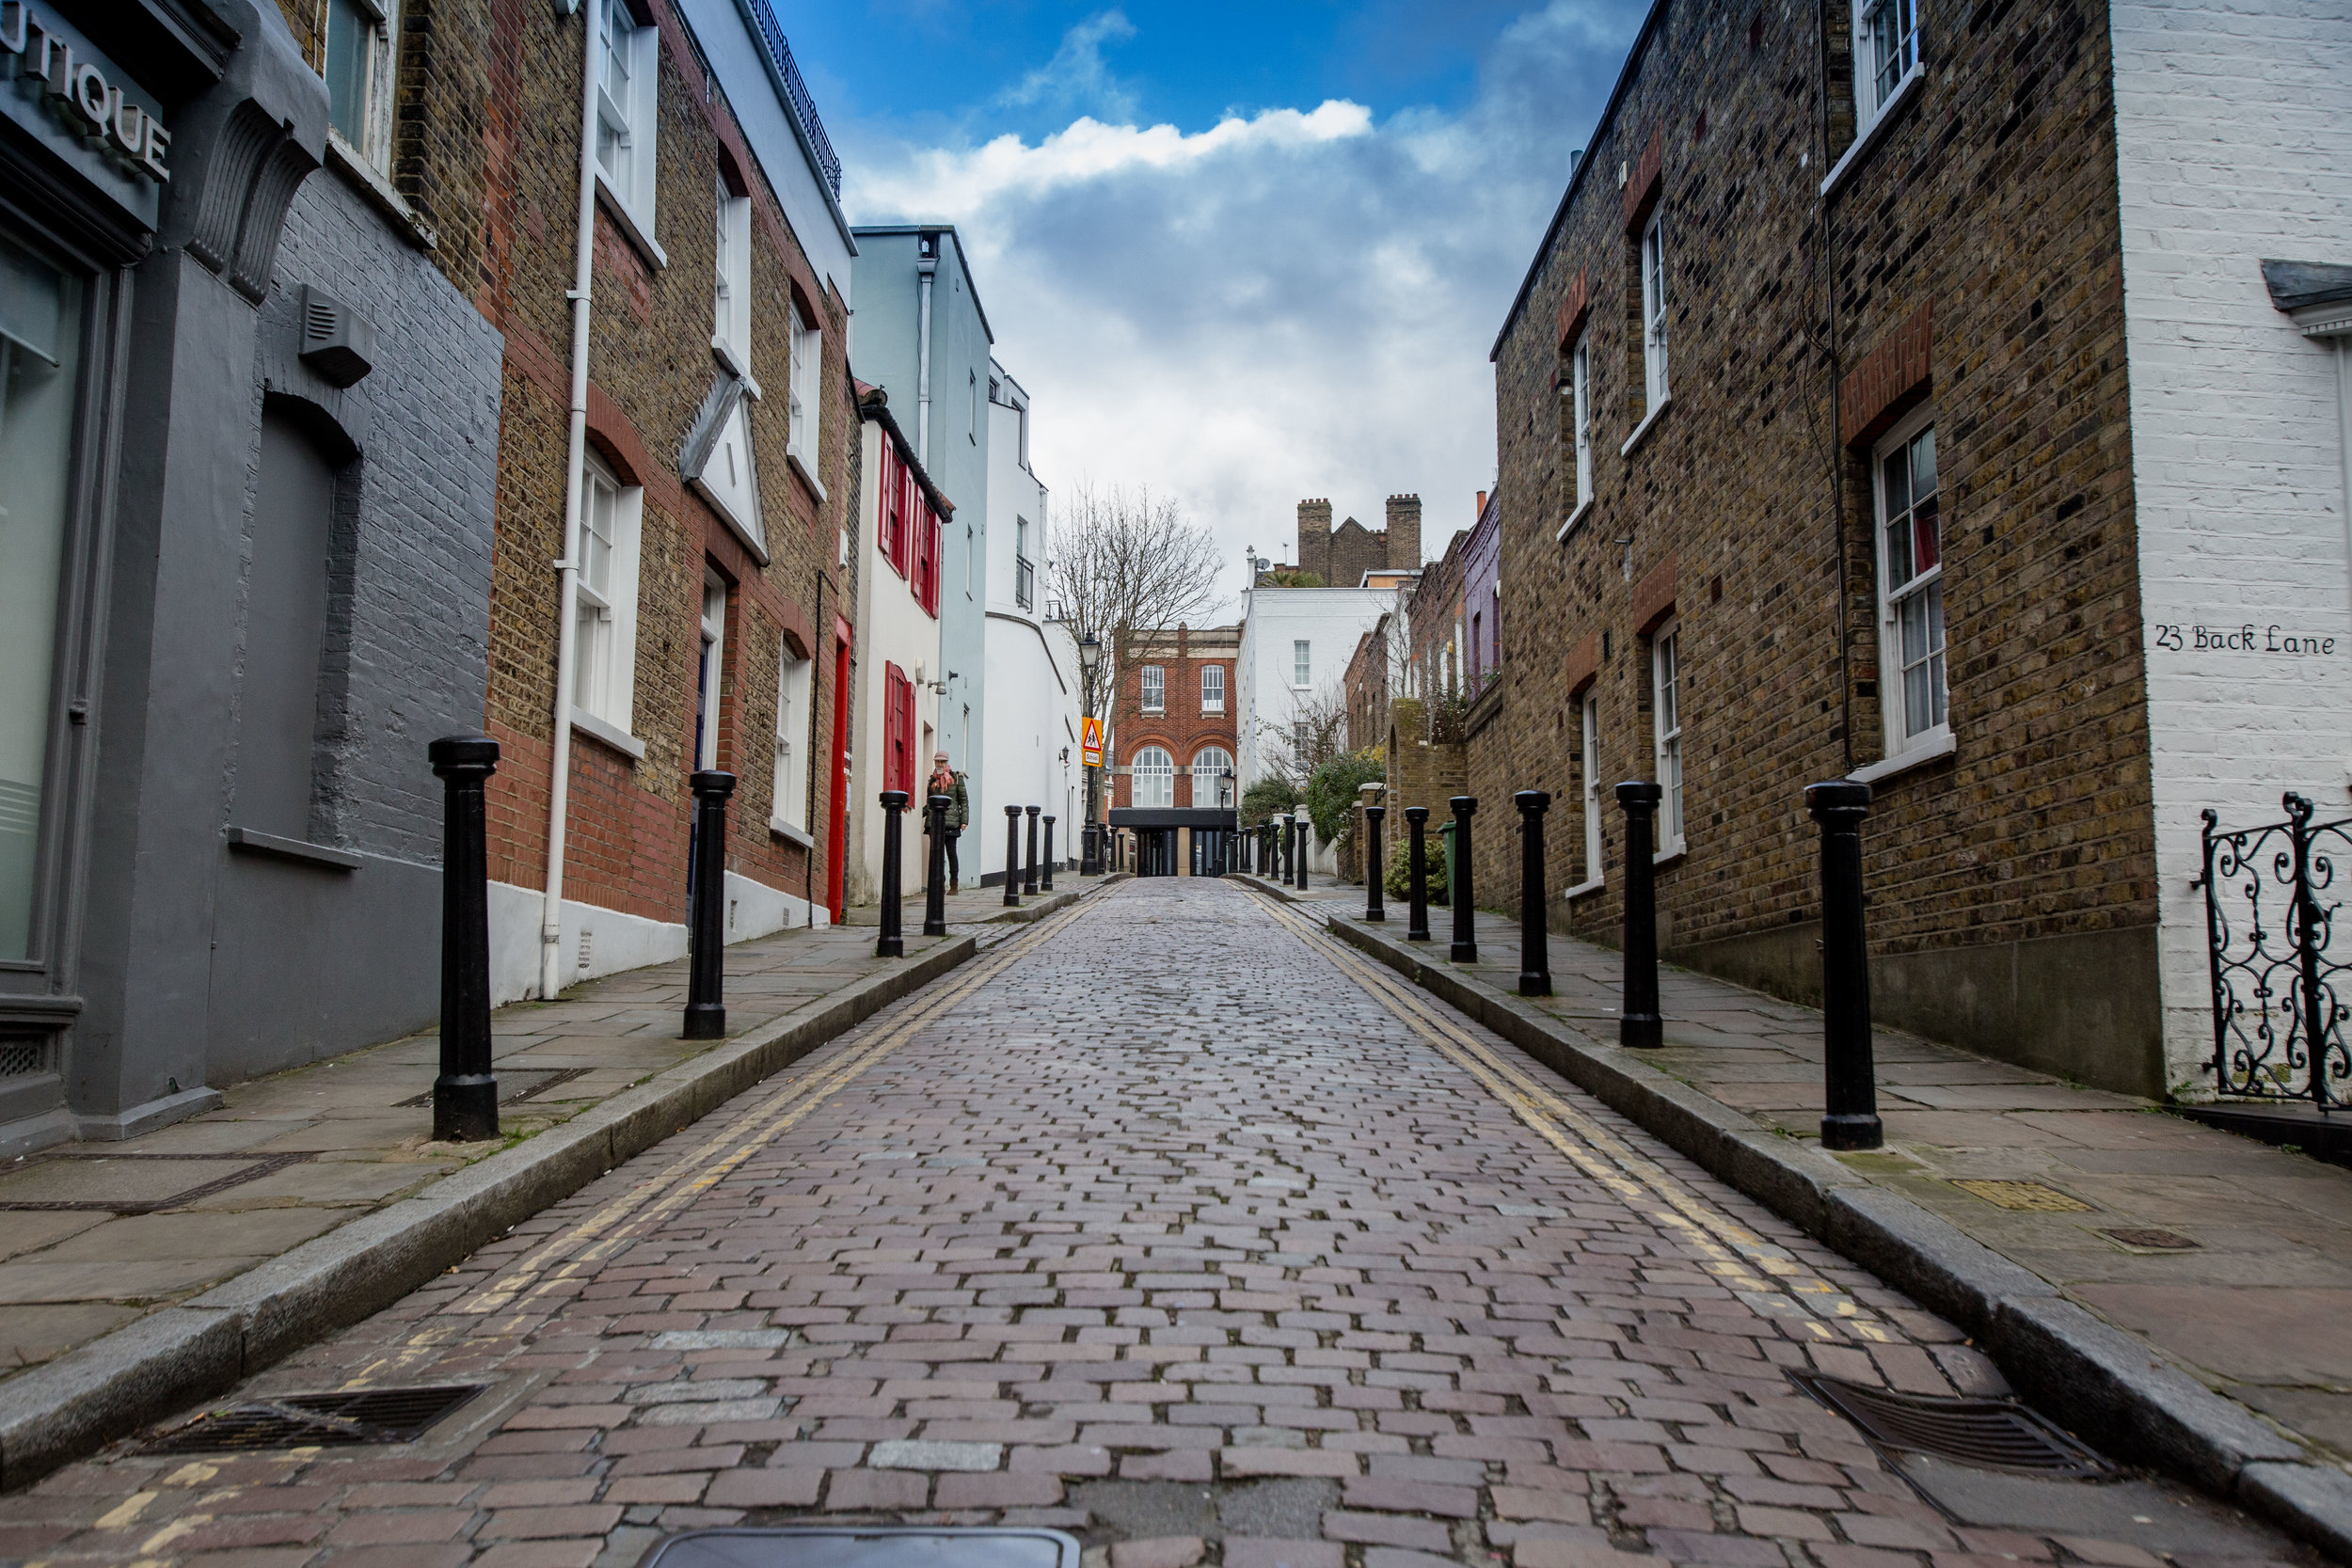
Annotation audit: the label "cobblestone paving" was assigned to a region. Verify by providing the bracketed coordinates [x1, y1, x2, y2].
[0, 882, 2310, 1568]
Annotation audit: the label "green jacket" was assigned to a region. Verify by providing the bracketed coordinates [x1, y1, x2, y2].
[927, 770, 969, 831]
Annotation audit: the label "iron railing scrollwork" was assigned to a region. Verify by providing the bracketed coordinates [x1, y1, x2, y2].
[2198, 792, 2352, 1108]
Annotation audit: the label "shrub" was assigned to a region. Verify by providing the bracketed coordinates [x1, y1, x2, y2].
[1384, 842, 1448, 905]
[1303, 750, 1385, 846]
[1240, 775, 1299, 825]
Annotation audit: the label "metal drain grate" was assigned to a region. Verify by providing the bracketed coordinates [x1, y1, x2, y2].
[136, 1385, 487, 1454]
[1790, 1372, 2117, 1479]
[1951, 1179, 2093, 1212]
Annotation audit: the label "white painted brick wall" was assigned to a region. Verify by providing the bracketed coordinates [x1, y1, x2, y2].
[2110, 0, 2352, 1092]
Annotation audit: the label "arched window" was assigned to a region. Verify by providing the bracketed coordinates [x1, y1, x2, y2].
[1190, 747, 1234, 809]
[1131, 746, 1175, 809]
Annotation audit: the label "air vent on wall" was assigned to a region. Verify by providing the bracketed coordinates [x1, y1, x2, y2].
[299, 285, 377, 388]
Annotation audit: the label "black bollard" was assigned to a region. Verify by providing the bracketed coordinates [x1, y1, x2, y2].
[429, 734, 501, 1141]
[685, 769, 738, 1036]
[1283, 816, 1296, 884]
[1406, 805, 1432, 942]
[875, 789, 909, 958]
[1004, 805, 1024, 906]
[1807, 781, 1883, 1149]
[1516, 791, 1552, 997]
[1024, 805, 1041, 895]
[1296, 814, 1311, 891]
[1042, 816, 1057, 891]
[1448, 797, 1478, 962]
[1364, 802, 1387, 922]
[923, 793, 950, 937]
[1616, 781, 1663, 1048]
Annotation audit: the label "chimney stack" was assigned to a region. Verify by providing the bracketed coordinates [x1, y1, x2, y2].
[1384, 494, 1422, 570]
[1476, 490, 1488, 519]
[1295, 499, 1333, 585]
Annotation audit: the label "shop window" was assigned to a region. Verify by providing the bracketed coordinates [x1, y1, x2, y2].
[0, 233, 84, 960]
[573, 454, 644, 738]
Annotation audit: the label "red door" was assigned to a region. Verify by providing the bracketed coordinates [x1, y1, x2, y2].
[825, 626, 851, 924]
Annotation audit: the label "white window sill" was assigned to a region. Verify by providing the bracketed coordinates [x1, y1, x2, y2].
[325, 131, 437, 250]
[1201, 707, 1226, 717]
[1620, 395, 1672, 457]
[1654, 846, 1687, 869]
[769, 816, 815, 848]
[787, 449, 826, 502]
[1141, 707, 1165, 717]
[1820, 62, 1926, 199]
[1848, 725, 1954, 784]
[1564, 874, 1607, 901]
[571, 706, 646, 761]
[1557, 497, 1595, 543]
[711, 336, 760, 398]
[594, 174, 668, 270]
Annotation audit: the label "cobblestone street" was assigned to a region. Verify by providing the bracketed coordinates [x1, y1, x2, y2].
[0, 881, 2310, 1568]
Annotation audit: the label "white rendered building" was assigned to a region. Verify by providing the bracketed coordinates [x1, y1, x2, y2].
[1235, 584, 1398, 875]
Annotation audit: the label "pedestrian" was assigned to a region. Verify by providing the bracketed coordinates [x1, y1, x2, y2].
[925, 751, 970, 894]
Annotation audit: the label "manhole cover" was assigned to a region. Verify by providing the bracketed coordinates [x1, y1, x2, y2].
[2101, 1227, 2198, 1251]
[644, 1528, 1081, 1568]
[135, 1385, 486, 1454]
[1791, 1372, 2116, 1479]
[1951, 1180, 2092, 1212]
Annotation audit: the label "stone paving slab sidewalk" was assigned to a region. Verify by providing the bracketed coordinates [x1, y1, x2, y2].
[1263, 883, 2352, 1552]
[0, 875, 1107, 1485]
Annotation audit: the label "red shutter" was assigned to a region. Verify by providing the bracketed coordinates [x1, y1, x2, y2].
[882, 662, 906, 797]
[899, 673, 917, 796]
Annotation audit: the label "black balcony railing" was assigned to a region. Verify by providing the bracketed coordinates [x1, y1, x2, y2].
[2198, 792, 2352, 1108]
[742, 0, 842, 198]
[1016, 554, 1034, 610]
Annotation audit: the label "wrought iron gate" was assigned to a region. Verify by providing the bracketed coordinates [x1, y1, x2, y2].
[2198, 793, 2352, 1107]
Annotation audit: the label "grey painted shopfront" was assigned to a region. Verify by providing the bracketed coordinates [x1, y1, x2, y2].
[1, 0, 502, 1153]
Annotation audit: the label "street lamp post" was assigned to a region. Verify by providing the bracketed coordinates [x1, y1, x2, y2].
[1078, 633, 1103, 876]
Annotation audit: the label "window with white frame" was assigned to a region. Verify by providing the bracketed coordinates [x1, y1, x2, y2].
[1652, 619, 1684, 855]
[1191, 748, 1234, 808]
[1014, 515, 1034, 610]
[572, 456, 643, 735]
[324, 0, 398, 171]
[1641, 213, 1669, 413]
[1875, 413, 1947, 749]
[1200, 664, 1224, 714]
[1292, 639, 1311, 688]
[1140, 664, 1165, 714]
[1132, 745, 1175, 809]
[695, 577, 727, 771]
[772, 648, 812, 832]
[787, 301, 821, 474]
[714, 177, 751, 373]
[1581, 691, 1603, 884]
[594, 0, 658, 227]
[1854, 0, 1921, 129]
[1571, 334, 1594, 515]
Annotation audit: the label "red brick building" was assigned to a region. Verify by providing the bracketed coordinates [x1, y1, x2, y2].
[1109, 625, 1241, 875]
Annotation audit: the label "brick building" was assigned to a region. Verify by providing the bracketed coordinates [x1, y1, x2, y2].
[1478, 0, 2352, 1096]
[345, 0, 863, 995]
[1290, 495, 1422, 589]
[1108, 625, 1240, 875]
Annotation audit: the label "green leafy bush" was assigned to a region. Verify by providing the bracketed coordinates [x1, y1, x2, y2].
[1240, 775, 1299, 825]
[1384, 842, 1448, 905]
[1303, 751, 1385, 846]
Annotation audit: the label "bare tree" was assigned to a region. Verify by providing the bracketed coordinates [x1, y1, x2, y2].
[1258, 687, 1349, 786]
[1050, 482, 1223, 739]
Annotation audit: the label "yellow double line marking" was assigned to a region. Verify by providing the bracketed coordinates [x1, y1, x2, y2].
[1257, 898, 1890, 1345]
[435, 903, 1091, 1337]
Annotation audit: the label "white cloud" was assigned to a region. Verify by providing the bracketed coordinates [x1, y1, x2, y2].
[842, 1, 1636, 617]
[995, 10, 1140, 124]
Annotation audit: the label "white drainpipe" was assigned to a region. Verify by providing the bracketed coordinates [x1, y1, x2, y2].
[540, 3, 602, 1001]
[914, 259, 934, 458]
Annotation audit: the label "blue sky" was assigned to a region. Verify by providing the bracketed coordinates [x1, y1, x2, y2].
[797, 1, 1647, 612]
